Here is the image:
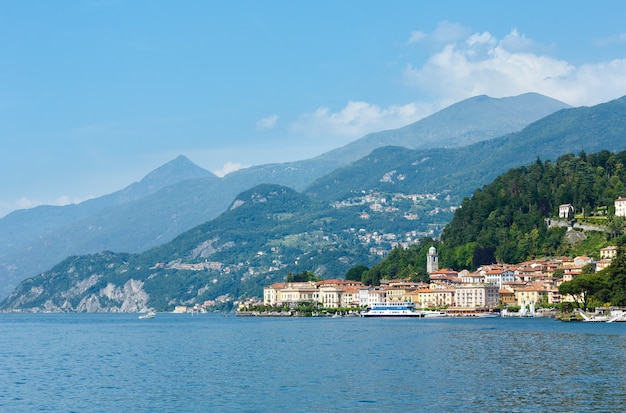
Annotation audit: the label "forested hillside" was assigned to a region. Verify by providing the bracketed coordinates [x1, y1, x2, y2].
[441, 150, 626, 265]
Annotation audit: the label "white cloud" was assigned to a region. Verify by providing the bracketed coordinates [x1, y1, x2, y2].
[408, 20, 472, 46]
[289, 24, 626, 144]
[594, 33, 626, 47]
[408, 30, 426, 44]
[403, 26, 626, 107]
[256, 115, 278, 130]
[213, 161, 248, 177]
[289, 100, 434, 140]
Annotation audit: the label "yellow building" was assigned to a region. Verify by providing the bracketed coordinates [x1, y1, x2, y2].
[514, 285, 549, 307]
[263, 282, 318, 306]
[499, 289, 515, 306]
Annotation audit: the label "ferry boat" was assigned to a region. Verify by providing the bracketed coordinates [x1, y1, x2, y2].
[362, 302, 424, 317]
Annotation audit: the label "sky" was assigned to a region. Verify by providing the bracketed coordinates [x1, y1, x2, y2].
[2, 1, 626, 218]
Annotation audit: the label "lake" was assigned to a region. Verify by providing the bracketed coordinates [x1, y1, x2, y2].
[0, 314, 624, 412]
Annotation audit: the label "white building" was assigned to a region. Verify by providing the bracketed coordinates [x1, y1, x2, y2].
[615, 197, 626, 217]
[559, 203, 574, 219]
[483, 269, 516, 288]
[427, 246, 439, 274]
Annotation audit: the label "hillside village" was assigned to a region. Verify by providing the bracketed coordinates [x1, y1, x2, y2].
[163, 190, 452, 274]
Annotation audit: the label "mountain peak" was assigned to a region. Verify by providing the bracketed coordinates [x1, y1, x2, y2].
[140, 155, 216, 187]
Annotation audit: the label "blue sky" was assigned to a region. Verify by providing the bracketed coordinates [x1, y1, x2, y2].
[2, 1, 626, 218]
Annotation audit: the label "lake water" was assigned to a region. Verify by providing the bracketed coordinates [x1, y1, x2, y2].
[0, 314, 624, 412]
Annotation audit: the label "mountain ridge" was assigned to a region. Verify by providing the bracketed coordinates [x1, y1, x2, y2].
[0, 93, 572, 298]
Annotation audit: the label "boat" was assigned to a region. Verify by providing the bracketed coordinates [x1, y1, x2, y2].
[362, 302, 424, 317]
[476, 312, 500, 318]
[607, 310, 626, 323]
[421, 310, 448, 318]
[138, 311, 156, 319]
[577, 308, 626, 323]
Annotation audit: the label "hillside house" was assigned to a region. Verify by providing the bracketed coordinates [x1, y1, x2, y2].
[615, 197, 626, 217]
[600, 246, 618, 260]
[559, 203, 574, 219]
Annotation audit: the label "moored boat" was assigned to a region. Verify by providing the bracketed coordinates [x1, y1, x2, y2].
[421, 310, 448, 318]
[476, 312, 500, 318]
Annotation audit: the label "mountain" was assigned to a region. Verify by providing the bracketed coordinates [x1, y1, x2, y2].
[0, 93, 569, 299]
[0, 155, 218, 298]
[314, 93, 570, 165]
[0, 184, 380, 312]
[4, 90, 626, 312]
[305, 96, 626, 202]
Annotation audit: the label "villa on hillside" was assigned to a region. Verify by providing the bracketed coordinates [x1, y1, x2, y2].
[559, 203, 574, 219]
[615, 197, 626, 217]
[600, 246, 618, 260]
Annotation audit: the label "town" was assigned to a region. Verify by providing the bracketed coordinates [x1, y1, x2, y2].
[231, 244, 618, 317]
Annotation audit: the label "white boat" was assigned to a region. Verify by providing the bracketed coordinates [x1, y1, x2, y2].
[607, 310, 626, 323]
[362, 302, 424, 317]
[477, 312, 500, 318]
[578, 309, 626, 323]
[421, 310, 448, 318]
[139, 311, 156, 319]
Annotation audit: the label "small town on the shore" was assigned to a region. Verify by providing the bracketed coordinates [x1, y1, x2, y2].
[230, 243, 624, 321]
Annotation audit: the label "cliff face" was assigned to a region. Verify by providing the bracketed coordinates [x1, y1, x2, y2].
[3, 278, 149, 313]
[2, 278, 150, 313]
[1, 252, 152, 313]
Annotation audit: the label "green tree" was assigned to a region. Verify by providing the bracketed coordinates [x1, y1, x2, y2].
[345, 265, 369, 282]
[559, 270, 607, 310]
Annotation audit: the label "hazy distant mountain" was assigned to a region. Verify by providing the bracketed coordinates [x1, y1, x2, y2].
[221, 94, 570, 192]
[0, 93, 569, 299]
[0, 155, 214, 249]
[314, 93, 570, 165]
[305, 95, 626, 201]
[0, 155, 217, 298]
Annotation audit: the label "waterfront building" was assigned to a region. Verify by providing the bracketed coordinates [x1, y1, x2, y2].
[367, 287, 387, 306]
[386, 285, 411, 302]
[263, 282, 318, 306]
[455, 284, 499, 308]
[429, 287, 455, 308]
[263, 282, 284, 306]
[514, 283, 550, 307]
[318, 284, 343, 308]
